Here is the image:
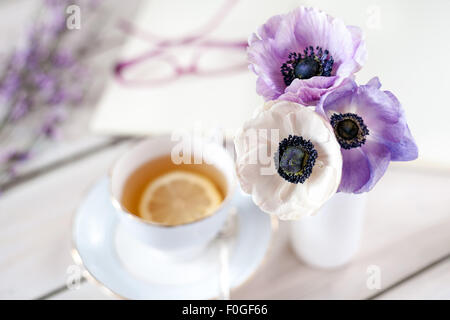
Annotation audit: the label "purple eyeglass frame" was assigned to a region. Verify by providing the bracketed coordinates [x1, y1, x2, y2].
[114, 0, 248, 87]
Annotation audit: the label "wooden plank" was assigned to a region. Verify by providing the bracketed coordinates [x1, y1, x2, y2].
[4, 109, 111, 183]
[375, 258, 450, 300]
[0, 141, 133, 299]
[0, 137, 131, 193]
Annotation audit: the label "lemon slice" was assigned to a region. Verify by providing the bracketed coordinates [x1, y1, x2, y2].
[138, 170, 223, 225]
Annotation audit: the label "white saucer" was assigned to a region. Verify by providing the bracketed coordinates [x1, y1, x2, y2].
[72, 177, 275, 299]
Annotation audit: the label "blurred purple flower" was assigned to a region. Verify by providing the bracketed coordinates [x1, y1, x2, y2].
[47, 89, 66, 105]
[316, 77, 418, 193]
[10, 97, 31, 121]
[32, 72, 54, 90]
[0, 0, 101, 182]
[0, 150, 30, 164]
[52, 51, 75, 68]
[248, 7, 367, 106]
[0, 151, 30, 180]
[1, 72, 21, 100]
[45, 2, 68, 35]
[23, 46, 41, 69]
[8, 150, 30, 162]
[41, 109, 65, 138]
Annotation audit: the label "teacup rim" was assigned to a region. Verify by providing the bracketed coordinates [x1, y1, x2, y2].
[108, 134, 237, 229]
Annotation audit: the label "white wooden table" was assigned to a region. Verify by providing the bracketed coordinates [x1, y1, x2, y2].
[1, 133, 449, 300]
[1, 0, 450, 300]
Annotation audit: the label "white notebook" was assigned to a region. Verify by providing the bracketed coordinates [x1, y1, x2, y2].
[90, 0, 294, 136]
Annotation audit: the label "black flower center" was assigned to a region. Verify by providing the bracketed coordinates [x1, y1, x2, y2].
[281, 46, 334, 86]
[280, 146, 306, 175]
[337, 119, 359, 140]
[276, 135, 317, 184]
[330, 113, 369, 149]
[294, 57, 320, 80]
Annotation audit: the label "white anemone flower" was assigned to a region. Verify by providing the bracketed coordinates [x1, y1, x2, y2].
[234, 100, 342, 220]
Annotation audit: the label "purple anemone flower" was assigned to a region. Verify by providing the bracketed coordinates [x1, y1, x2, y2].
[316, 77, 418, 193]
[248, 7, 367, 106]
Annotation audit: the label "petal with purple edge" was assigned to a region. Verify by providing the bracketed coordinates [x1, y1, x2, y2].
[248, 39, 286, 98]
[365, 77, 382, 89]
[357, 140, 391, 193]
[316, 78, 357, 116]
[256, 76, 281, 100]
[338, 148, 371, 193]
[292, 7, 355, 68]
[354, 85, 401, 126]
[280, 76, 338, 106]
[382, 125, 418, 161]
[256, 14, 283, 40]
[358, 88, 418, 162]
[346, 25, 367, 70]
[381, 91, 418, 161]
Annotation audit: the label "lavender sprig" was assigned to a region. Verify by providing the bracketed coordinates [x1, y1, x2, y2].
[0, 0, 102, 186]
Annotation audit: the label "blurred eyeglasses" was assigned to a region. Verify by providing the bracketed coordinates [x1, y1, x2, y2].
[114, 0, 248, 86]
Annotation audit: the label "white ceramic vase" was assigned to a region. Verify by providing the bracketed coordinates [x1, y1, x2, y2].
[289, 192, 368, 269]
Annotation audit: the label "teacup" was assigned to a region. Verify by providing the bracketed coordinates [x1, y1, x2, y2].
[110, 135, 237, 257]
